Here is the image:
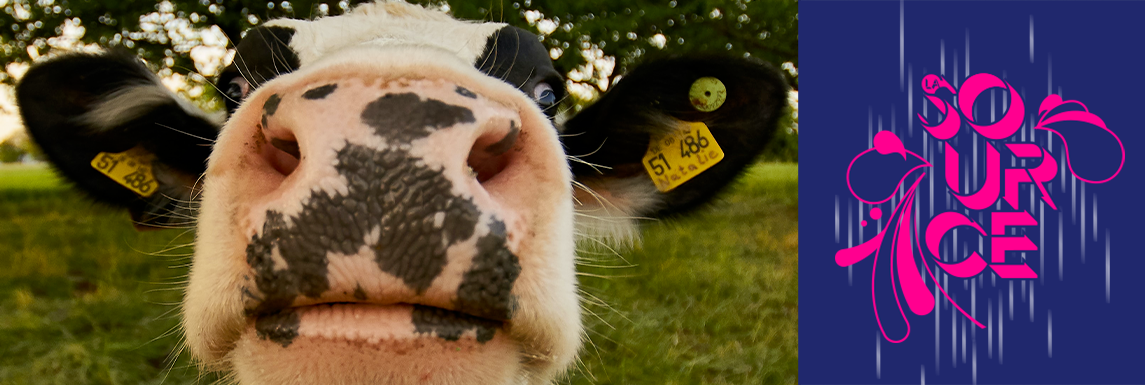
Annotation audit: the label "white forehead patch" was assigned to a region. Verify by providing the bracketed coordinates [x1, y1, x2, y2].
[265, 2, 504, 67]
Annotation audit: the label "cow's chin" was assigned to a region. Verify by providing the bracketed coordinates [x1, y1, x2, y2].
[230, 304, 523, 385]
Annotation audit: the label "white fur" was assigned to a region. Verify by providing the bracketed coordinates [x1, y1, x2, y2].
[572, 175, 660, 245]
[82, 83, 225, 131]
[264, 2, 503, 68]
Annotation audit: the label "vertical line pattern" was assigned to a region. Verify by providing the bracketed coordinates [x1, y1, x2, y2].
[1029, 15, 1035, 62]
[1047, 311, 1053, 358]
[1029, 285, 1035, 322]
[1106, 232, 1111, 303]
[965, 29, 970, 78]
[1081, 183, 1086, 262]
[1058, 212, 1063, 281]
[999, 293, 1004, 364]
[877, 332, 882, 379]
[988, 298, 993, 358]
[900, 0, 905, 91]
[1008, 281, 1014, 320]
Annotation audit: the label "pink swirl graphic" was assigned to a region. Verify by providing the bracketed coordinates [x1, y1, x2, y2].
[845, 131, 932, 204]
[837, 71, 1124, 345]
[1034, 95, 1126, 184]
[838, 131, 984, 343]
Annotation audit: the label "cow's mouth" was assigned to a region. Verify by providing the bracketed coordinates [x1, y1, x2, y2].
[230, 303, 525, 385]
[248, 302, 507, 348]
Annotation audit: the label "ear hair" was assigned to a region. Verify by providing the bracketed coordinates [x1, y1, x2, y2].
[572, 175, 661, 245]
[561, 55, 791, 222]
[82, 83, 225, 132]
[15, 51, 221, 229]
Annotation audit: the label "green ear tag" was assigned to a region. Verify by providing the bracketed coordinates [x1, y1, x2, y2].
[689, 77, 727, 112]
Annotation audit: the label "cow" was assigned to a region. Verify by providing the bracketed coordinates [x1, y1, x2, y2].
[14, 1, 789, 384]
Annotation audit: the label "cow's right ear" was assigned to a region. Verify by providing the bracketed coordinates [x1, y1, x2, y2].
[16, 51, 223, 229]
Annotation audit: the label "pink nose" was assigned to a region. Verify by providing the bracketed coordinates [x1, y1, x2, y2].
[256, 80, 521, 187]
[222, 77, 531, 325]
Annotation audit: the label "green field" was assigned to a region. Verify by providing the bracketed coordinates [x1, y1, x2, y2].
[0, 162, 798, 384]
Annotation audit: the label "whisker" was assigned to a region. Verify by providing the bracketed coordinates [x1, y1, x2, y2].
[566, 155, 611, 175]
[155, 123, 217, 144]
[577, 236, 632, 265]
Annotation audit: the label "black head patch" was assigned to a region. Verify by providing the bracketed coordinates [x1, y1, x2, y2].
[219, 26, 301, 113]
[475, 26, 565, 117]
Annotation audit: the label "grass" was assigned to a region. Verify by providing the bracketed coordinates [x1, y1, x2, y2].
[0, 162, 798, 384]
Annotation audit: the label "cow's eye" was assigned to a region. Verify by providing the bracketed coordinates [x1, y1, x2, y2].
[533, 83, 556, 106]
[225, 77, 250, 102]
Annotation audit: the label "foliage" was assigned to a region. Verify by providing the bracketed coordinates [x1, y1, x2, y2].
[0, 0, 797, 88]
[1, 0, 797, 159]
[0, 132, 44, 163]
[0, 140, 18, 162]
[0, 162, 798, 384]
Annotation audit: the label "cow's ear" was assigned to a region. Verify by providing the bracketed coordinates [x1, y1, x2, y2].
[561, 55, 789, 233]
[16, 51, 222, 229]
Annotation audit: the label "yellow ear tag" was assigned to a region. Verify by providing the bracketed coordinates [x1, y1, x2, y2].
[689, 77, 727, 112]
[90, 146, 160, 197]
[642, 122, 725, 192]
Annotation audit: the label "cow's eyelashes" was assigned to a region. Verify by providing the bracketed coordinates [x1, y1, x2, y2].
[533, 82, 556, 107]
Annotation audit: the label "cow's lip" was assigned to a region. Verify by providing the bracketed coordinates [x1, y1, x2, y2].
[248, 302, 508, 346]
[230, 304, 524, 384]
[249, 301, 507, 323]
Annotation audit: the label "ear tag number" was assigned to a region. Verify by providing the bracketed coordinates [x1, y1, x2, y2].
[689, 77, 727, 112]
[642, 122, 725, 192]
[90, 146, 160, 197]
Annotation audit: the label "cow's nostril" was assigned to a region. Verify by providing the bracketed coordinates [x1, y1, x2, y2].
[271, 138, 301, 159]
[467, 120, 519, 184]
[260, 129, 300, 177]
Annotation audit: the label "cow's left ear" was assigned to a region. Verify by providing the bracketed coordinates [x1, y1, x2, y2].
[16, 52, 223, 229]
[562, 55, 790, 230]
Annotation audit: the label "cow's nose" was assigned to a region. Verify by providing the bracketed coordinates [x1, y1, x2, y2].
[222, 77, 530, 319]
[253, 80, 521, 197]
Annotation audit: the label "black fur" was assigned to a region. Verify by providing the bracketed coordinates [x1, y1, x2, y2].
[561, 56, 790, 217]
[475, 26, 565, 118]
[218, 26, 300, 114]
[15, 51, 218, 228]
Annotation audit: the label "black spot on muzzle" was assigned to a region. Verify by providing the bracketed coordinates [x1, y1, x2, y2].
[261, 93, 282, 129]
[246, 94, 521, 346]
[455, 86, 478, 99]
[263, 94, 283, 115]
[361, 93, 476, 142]
[255, 308, 300, 347]
[246, 144, 482, 312]
[412, 305, 499, 343]
[302, 83, 338, 100]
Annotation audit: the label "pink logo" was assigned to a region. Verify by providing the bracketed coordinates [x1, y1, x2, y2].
[838, 73, 1124, 343]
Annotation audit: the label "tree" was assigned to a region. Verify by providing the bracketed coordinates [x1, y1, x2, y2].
[3, 0, 795, 86]
[1, 0, 797, 158]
